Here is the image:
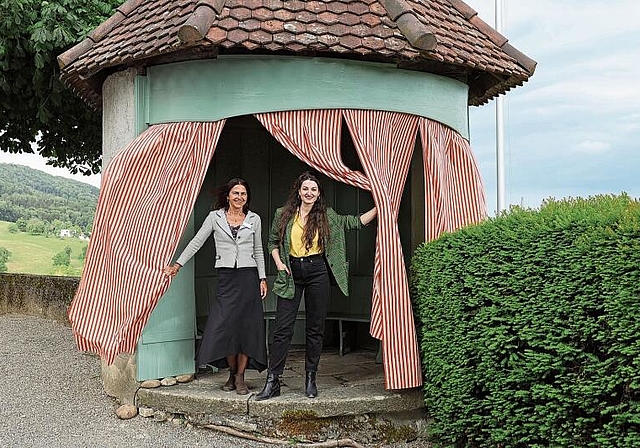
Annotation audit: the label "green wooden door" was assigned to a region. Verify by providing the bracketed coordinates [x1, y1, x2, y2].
[136, 215, 196, 381]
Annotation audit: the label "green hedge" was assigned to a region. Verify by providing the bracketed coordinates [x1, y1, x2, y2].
[410, 194, 640, 447]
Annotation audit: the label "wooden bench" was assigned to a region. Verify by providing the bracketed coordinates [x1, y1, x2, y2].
[263, 312, 371, 357]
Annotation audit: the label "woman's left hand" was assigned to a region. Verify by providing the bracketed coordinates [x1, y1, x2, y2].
[260, 279, 268, 299]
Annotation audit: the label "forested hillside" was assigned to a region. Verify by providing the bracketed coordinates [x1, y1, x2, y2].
[0, 163, 98, 233]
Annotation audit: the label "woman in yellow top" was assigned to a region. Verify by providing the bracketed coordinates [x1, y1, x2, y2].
[256, 172, 377, 401]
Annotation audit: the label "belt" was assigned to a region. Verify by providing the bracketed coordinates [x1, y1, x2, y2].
[290, 254, 324, 263]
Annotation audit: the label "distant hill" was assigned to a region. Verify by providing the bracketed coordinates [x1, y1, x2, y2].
[0, 163, 98, 231]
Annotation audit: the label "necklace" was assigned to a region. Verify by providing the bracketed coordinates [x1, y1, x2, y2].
[226, 210, 245, 226]
[297, 207, 311, 226]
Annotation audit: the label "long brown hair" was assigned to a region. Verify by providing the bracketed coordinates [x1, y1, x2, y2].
[278, 172, 330, 252]
[214, 177, 251, 214]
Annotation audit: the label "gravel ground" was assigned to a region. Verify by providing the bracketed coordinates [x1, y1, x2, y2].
[0, 314, 276, 448]
[0, 314, 427, 448]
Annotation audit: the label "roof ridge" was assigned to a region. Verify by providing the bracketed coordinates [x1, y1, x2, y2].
[378, 0, 437, 50]
[445, 0, 536, 74]
[178, 0, 227, 43]
[57, 0, 145, 69]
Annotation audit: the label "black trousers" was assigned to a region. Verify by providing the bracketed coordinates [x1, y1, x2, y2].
[268, 254, 330, 375]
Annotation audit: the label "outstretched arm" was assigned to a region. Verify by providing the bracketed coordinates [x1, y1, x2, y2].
[360, 207, 377, 226]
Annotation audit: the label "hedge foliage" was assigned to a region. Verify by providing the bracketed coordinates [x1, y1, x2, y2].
[410, 194, 640, 447]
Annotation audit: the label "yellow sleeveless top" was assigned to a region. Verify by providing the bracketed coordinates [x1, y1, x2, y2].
[289, 213, 322, 257]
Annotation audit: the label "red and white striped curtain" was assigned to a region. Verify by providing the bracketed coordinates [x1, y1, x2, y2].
[255, 110, 370, 188]
[343, 110, 422, 390]
[68, 112, 486, 388]
[257, 110, 423, 389]
[419, 118, 487, 240]
[68, 121, 226, 364]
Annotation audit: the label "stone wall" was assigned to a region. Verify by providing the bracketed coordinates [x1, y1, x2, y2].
[0, 273, 78, 324]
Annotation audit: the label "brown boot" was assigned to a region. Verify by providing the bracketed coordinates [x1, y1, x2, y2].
[221, 370, 236, 391]
[235, 373, 249, 395]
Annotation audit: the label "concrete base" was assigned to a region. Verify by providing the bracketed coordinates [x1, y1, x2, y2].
[102, 352, 140, 405]
[136, 349, 428, 445]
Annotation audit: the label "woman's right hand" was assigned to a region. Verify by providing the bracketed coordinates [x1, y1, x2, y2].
[163, 263, 181, 277]
[276, 263, 291, 275]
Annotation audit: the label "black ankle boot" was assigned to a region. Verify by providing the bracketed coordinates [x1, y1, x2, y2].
[305, 371, 317, 398]
[255, 373, 280, 401]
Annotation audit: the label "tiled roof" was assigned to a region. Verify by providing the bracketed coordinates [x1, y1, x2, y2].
[58, 0, 536, 110]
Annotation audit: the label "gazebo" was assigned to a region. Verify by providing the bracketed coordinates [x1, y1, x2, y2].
[59, 0, 535, 402]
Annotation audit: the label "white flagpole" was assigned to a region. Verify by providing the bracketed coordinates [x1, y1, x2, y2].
[495, 0, 506, 213]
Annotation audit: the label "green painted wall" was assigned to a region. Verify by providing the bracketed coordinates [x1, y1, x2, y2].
[145, 56, 470, 139]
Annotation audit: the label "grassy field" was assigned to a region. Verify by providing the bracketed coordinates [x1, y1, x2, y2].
[0, 221, 88, 277]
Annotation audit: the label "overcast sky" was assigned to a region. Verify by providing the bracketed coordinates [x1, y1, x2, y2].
[1, 1, 639, 213]
[467, 0, 640, 213]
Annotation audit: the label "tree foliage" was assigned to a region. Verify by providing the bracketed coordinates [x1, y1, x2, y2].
[52, 245, 71, 266]
[0, 163, 98, 232]
[0, 246, 10, 272]
[0, 0, 124, 175]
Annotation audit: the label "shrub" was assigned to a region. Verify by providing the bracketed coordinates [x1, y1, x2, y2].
[0, 246, 10, 273]
[52, 245, 72, 267]
[410, 194, 640, 447]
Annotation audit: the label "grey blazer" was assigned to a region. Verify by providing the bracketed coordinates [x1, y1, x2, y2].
[175, 209, 266, 279]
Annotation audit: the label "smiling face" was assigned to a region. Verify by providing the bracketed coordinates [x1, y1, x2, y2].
[228, 184, 248, 212]
[298, 179, 320, 206]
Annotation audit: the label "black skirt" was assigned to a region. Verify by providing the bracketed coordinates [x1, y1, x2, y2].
[196, 267, 267, 372]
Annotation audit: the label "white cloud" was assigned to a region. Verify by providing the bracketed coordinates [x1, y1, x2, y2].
[574, 140, 611, 154]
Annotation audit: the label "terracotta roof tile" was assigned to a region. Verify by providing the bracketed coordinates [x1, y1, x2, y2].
[349, 2, 371, 15]
[340, 35, 363, 49]
[264, 42, 282, 51]
[273, 32, 296, 46]
[229, 6, 252, 21]
[227, 28, 249, 44]
[362, 36, 386, 51]
[252, 7, 273, 21]
[327, 2, 349, 14]
[239, 18, 262, 32]
[218, 17, 237, 30]
[307, 1, 327, 13]
[206, 27, 228, 43]
[261, 19, 283, 33]
[248, 29, 273, 45]
[274, 9, 295, 22]
[287, 43, 306, 52]
[318, 34, 340, 47]
[339, 13, 360, 27]
[361, 14, 383, 27]
[242, 40, 260, 51]
[58, 0, 536, 110]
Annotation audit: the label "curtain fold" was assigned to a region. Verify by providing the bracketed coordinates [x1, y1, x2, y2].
[68, 121, 226, 364]
[342, 110, 422, 390]
[255, 110, 370, 188]
[419, 118, 487, 240]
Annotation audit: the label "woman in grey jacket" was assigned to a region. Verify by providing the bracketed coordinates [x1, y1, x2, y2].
[164, 178, 267, 395]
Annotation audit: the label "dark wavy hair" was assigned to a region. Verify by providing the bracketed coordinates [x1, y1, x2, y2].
[278, 172, 330, 252]
[214, 177, 251, 214]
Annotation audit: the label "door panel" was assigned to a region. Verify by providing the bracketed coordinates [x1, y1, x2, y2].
[136, 215, 196, 381]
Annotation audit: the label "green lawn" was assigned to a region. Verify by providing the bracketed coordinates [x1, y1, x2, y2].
[0, 221, 88, 276]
